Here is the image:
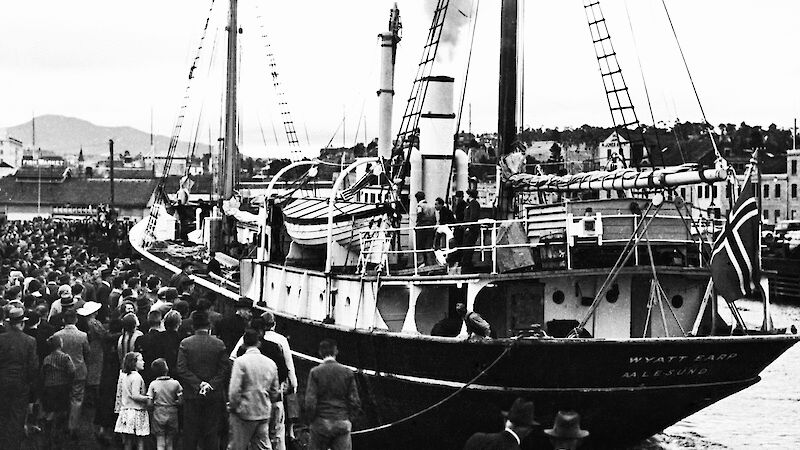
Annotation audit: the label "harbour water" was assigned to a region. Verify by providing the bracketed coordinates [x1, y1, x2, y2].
[638, 299, 800, 449]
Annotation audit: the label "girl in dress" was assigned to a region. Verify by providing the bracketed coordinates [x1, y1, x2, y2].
[115, 351, 150, 450]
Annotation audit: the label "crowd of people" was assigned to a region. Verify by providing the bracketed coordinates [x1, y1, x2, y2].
[0, 217, 593, 450]
[0, 218, 362, 450]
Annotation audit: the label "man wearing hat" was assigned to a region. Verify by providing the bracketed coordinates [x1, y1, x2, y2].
[95, 268, 113, 309]
[544, 410, 590, 450]
[216, 297, 253, 352]
[460, 189, 482, 273]
[0, 308, 38, 449]
[176, 311, 229, 450]
[463, 398, 539, 450]
[77, 302, 106, 415]
[52, 309, 90, 440]
[48, 285, 82, 328]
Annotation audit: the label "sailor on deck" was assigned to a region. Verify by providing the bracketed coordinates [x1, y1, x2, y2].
[456, 302, 491, 340]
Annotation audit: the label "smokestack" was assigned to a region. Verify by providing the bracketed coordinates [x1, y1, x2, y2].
[410, 76, 455, 218]
[377, 4, 401, 160]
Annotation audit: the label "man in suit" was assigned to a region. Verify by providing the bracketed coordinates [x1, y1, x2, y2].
[176, 311, 230, 450]
[415, 191, 437, 267]
[216, 297, 253, 353]
[463, 398, 539, 450]
[460, 189, 482, 272]
[435, 197, 455, 225]
[95, 268, 113, 322]
[95, 268, 113, 307]
[0, 308, 38, 450]
[134, 309, 164, 385]
[52, 308, 90, 439]
[228, 328, 281, 450]
[304, 339, 360, 450]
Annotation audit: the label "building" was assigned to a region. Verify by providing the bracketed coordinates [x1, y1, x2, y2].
[0, 132, 23, 168]
[681, 149, 800, 224]
[0, 175, 157, 221]
[597, 131, 631, 169]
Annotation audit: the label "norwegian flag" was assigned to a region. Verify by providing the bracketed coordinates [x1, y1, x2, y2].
[710, 180, 759, 303]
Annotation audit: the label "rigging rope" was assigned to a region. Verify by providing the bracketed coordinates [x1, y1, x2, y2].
[144, 0, 218, 245]
[660, 0, 709, 126]
[623, 0, 664, 167]
[351, 342, 513, 436]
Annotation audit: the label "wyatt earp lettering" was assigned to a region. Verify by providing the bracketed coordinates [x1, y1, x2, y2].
[622, 353, 739, 379]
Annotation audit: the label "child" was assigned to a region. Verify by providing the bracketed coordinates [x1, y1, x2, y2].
[147, 358, 183, 450]
[115, 351, 150, 450]
[41, 335, 75, 443]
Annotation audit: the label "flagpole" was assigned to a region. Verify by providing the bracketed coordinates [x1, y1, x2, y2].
[753, 148, 774, 332]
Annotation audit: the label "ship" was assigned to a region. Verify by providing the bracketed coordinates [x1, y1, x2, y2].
[130, 1, 799, 448]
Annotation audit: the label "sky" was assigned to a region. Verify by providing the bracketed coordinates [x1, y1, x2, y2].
[1, 0, 798, 158]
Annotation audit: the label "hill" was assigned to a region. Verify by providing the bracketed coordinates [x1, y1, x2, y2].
[1, 115, 195, 162]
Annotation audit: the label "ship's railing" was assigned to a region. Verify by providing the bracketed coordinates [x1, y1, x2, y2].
[356, 212, 705, 275]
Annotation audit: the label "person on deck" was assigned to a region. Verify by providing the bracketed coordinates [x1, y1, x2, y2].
[456, 302, 491, 340]
[415, 191, 437, 268]
[459, 189, 481, 272]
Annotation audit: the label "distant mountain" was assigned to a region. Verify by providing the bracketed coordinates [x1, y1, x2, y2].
[1, 115, 198, 162]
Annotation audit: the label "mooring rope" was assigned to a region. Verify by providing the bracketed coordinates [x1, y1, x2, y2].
[351, 341, 514, 436]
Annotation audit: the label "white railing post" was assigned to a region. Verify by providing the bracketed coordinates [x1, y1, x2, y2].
[491, 221, 498, 274]
[411, 226, 418, 275]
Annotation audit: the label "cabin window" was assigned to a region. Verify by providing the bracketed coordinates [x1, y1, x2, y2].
[680, 188, 686, 199]
[763, 185, 770, 199]
[552, 290, 565, 304]
[712, 185, 718, 198]
[793, 184, 798, 199]
[726, 184, 731, 198]
[345, 296, 351, 306]
[671, 295, 684, 309]
[793, 160, 797, 175]
[764, 210, 769, 220]
[775, 210, 781, 220]
[319, 293, 324, 303]
[697, 186, 703, 198]
[775, 184, 781, 198]
[704, 186, 710, 198]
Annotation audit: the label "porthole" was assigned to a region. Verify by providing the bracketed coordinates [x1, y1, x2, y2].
[671, 295, 684, 309]
[552, 290, 565, 304]
[606, 284, 619, 304]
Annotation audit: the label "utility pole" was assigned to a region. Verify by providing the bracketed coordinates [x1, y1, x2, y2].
[109, 139, 115, 208]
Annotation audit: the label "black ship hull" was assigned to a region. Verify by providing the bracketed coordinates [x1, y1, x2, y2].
[139, 252, 797, 449]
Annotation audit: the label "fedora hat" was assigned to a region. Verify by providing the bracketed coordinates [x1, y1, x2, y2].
[544, 410, 590, 439]
[502, 398, 539, 427]
[235, 297, 253, 309]
[5, 307, 28, 324]
[77, 301, 102, 317]
[58, 284, 73, 299]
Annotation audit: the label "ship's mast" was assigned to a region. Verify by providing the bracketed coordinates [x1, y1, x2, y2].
[495, 0, 518, 219]
[222, 0, 239, 199]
